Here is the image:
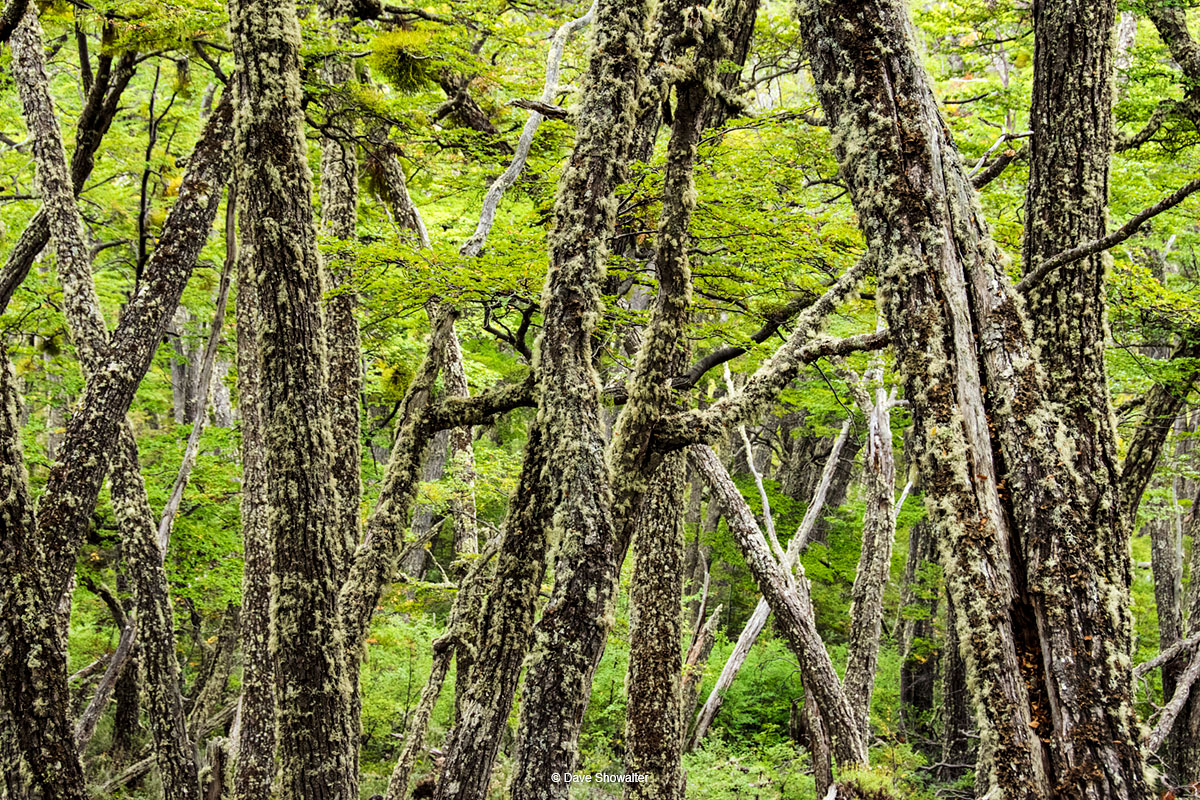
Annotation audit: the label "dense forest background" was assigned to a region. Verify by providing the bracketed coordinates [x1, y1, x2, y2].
[1, 0, 1199, 798]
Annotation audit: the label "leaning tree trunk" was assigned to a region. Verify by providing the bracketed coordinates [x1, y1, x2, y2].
[435, 2, 651, 797]
[6, 10, 230, 800]
[689, 445, 867, 766]
[791, 0, 1150, 794]
[229, 1, 352, 798]
[689, 419, 852, 750]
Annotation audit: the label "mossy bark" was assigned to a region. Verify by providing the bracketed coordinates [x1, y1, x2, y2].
[792, 0, 1149, 795]
[229, 1, 352, 797]
[624, 455, 687, 800]
[1021, 2, 1149, 794]
[231, 260, 275, 800]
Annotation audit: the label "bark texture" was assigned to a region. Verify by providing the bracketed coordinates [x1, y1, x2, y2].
[624, 455, 687, 800]
[229, 1, 351, 797]
[231, 239, 275, 800]
[791, 0, 1149, 794]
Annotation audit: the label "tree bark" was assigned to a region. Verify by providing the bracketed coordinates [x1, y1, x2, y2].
[841, 370, 898, 739]
[689, 444, 867, 766]
[230, 234, 275, 800]
[624, 454, 687, 800]
[229, 1, 351, 797]
[897, 519, 938, 750]
[791, 0, 1149, 794]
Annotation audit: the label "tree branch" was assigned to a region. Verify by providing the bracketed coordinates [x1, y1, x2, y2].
[1018, 177, 1200, 293]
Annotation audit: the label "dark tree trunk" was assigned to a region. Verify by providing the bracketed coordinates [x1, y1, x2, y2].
[229, 1, 352, 797]
[231, 224, 275, 800]
[624, 455, 687, 800]
[939, 593, 974, 783]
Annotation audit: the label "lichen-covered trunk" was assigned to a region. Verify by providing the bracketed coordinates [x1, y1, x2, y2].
[433, 4, 650, 799]
[842, 379, 897, 738]
[624, 454, 687, 800]
[898, 519, 938, 749]
[231, 259, 275, 800]
[318, 0, 364, 586]
[1, 347, 84, 800]
[229, 1, 351, 797]
[109, 430, 201, 799]
[5, 12, 230, 800]
[689, 445, 867, 766]
[1022, 2, 1149, 794]
[792, 0, 1149, 794]
[939, 591, 975, 783]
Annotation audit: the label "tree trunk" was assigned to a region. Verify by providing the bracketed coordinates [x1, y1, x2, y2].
[841, 370, 898, 737]
[791, 0, 1149, 794]
[689, 444, 867, 766]
[624, 454, 687, 800]
[229, 1, 352, 797]
[679, 604, 721, 744]
[939, 592, 975, 783]
[230, 226, 275, 800]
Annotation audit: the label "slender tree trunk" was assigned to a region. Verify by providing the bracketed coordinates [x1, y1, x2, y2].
[229, 2, 351, 797]
[939, 592, 974, 783]
[436, 2, 652, 796]
[841, 370, 898, 738]
[679, 604, 721, 743]
[689, 419, 851, 749]
[624, 454, 687, 800]
[689, 445, 867, 766]
[231, 241, 276, 800]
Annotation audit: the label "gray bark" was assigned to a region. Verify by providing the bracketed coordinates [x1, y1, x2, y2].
[230, 230, 275, 800]
[624, 455, 687, 800]
[229, 0, 351, 796]
[688, 419, 851, 749]
[689, 444, 867, 766]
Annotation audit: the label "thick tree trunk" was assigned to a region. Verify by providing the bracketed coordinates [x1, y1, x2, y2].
[229, 2, 351, 798]
[791, 0, 1149, 794]
[624, 454, 687, 800]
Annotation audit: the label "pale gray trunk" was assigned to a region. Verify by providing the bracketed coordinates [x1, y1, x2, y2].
[689, 419, 851, 749]
[689, 445, 866, 766]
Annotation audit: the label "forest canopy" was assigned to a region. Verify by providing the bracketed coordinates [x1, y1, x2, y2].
[1, 0, 1199, 799]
